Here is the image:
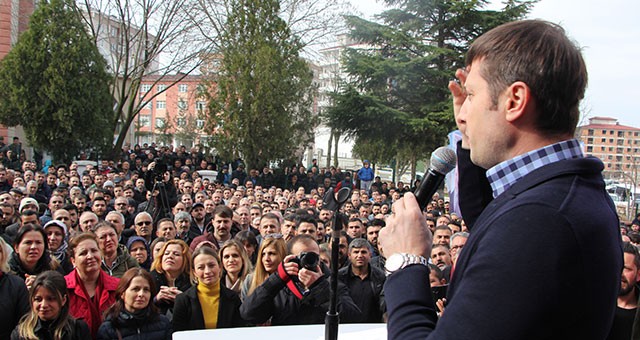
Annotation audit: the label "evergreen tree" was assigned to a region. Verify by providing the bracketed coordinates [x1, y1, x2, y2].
[327, 0, 535, 180]
[206, 0, 317, 170]
[0, 0, 112, 163]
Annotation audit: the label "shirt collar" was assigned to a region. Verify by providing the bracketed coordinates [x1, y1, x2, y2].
[486, 139, 584, 198]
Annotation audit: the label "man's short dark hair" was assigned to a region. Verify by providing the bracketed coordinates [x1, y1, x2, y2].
[434, 225, 451, 233]
[629, 232, 640, 245]
[213, 205, 233, 219]
[429, 263, 444, 281]
[283, 213, 297, 223]
[466, 20, 586, 136]
[348, 217, 364, 226]
[368, 218, 386, 228]
[157, 217, 174, 226]
[296, 213, 317, 228]
[260, 212, 281, 224]
[623, 242, 640, 269]
[287, 234, 317, 254]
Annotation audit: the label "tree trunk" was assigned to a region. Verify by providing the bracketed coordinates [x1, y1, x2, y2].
[333, 131, 340, 167]
[410, 153, 417, 187]
[326, 129, 333, 168]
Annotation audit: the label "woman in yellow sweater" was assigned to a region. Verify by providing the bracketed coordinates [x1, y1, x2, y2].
[172, 246, 246, 331]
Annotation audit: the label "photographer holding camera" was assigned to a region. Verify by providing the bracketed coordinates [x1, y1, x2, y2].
[144, 160, 178, 223]
[240, 234, 361, 325]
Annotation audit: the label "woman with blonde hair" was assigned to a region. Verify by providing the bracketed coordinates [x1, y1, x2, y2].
[219, 240, 252, 295]
[12, 270, 90, 340]
[241, 235, 286, 300]
[149, 239, 192, 317]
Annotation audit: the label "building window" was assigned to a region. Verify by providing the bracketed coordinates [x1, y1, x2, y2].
[586, 146, 593, 152]
[177, 118, 186, 127]
[196, 101, 207, 111]
[635, 132, 639, 137]
[144, 101, 152, 110]
[179, 84, 188, 93]
[157, 101, 166, 109]
[196, 119, 205, 129]
[155, 118, 165, 128]
[618, 131, 624, 137]
[140, 84, 151, 92]
[602, 130, 607, 134]
[601, 147, 605, 151]
[587, 138, 593, 144]
[609, 139, 614, 143]
[178, 100, 187, 110]
[588, 129, 594, 136]
[610, 130, 614, 135]
[158, 84, 167, 92]
[139, 115, 150, 127]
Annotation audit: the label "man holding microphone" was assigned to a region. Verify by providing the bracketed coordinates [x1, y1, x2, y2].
[380, 20, 621, 340]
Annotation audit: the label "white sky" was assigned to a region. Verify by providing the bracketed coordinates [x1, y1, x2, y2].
[348, 0, 640, 128]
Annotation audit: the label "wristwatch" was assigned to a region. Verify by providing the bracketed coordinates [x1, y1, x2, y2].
[385, 253, 429, 276]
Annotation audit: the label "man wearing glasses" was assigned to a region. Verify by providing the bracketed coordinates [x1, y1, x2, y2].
[134, 212, 153, 245]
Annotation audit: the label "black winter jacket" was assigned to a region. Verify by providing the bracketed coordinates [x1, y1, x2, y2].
[97, 308, 172, 340]
[0, 272, 30, 339]
[337, 264, 386, 322]
[11, 318, 90, 340]
[240, 263, 362, 325]
[172, 281, 247, 331]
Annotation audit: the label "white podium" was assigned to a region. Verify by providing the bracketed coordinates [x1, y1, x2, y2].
[172, 323, 387, 340]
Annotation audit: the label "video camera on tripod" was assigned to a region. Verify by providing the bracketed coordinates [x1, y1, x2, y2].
[145, 159, 172, 222]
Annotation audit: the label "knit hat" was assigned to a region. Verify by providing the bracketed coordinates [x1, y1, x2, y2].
[19, 197, 38, 212]
[44, 219, 67, 236]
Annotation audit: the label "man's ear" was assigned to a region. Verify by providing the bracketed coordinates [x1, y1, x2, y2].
[503, 81, 532, 123]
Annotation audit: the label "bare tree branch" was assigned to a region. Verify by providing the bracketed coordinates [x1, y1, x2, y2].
[75, 0, 212, 155]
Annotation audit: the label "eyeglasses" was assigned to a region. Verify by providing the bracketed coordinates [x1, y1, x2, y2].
[137, 221, 152, 226]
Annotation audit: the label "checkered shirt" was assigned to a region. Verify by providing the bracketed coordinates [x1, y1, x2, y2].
[486, 139, 584, 198]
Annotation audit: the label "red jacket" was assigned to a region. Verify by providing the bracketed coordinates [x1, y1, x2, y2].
[65, 270, 119, 339]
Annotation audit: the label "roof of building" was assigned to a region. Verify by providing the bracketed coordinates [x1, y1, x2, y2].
[580, 123, 640, 131]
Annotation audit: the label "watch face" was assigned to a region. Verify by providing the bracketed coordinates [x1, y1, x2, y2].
[385, 253, 405, 273]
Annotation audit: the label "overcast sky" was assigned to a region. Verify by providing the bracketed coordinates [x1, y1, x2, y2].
[348, 0, 640, 128]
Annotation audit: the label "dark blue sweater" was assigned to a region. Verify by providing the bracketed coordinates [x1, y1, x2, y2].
[385, 157, 622, 339]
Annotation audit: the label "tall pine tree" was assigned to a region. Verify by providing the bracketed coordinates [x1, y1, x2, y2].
[0, 0, 113, 163]
[206, 0, 317, 170]
[326, 0, 535, 179]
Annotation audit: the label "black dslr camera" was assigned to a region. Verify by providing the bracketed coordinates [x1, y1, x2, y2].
[152, 156, 169, 182]
[289, 252, 319, 272]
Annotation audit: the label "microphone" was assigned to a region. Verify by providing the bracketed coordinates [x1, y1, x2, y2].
[414, 146, 457, 211]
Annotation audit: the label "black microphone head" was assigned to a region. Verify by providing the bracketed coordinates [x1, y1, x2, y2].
[430, 146, 457, 175]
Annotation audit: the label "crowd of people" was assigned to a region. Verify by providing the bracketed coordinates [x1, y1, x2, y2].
[0, 143, 463, 339]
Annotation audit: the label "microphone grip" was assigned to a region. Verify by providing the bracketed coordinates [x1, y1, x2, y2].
[414, 169, 444, 211]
